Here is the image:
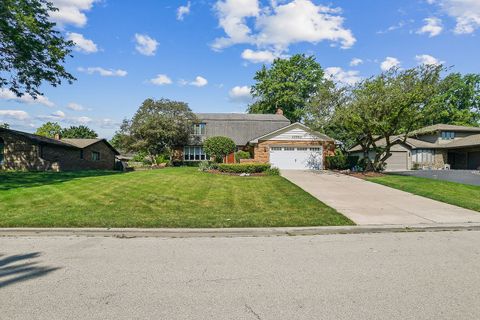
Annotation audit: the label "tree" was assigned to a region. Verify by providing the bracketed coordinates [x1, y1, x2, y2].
[35, 121, 61, 138]
[61, 125, 98, 139]
[337, 65, 443, 171]
[203, 136, 236, 163]
[248, 54, 326, 122]
[0, 123, 9, 129]
[0, 0, 75, 98]
[422, 73, 480, 127]
[117, 98, 197, 164]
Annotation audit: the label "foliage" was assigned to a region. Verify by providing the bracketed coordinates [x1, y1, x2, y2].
[116, 98, 196, 164]
[61, 125, 98, 139]
[421, 73, 480, 127]
[326, 150, 347, 170]
[155, 154, 169, 164]
[248, 54, 327, 122]
[265, 167, 280, 176]
[336, 65, 443, 171]
[203, 136, 236, 163]
[0, 0, 75, 98]
[217, 163, 271, 173]
[35, 122, 62, 138]
[0, 123, 9, 129]
[132, 151, 148, 163]
[235, 150, 251, 163]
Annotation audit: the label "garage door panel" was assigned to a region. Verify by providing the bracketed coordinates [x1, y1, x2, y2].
[270, 147, 323, 170]
[385, 151, 408, 171]
[468, 152, 480, 170]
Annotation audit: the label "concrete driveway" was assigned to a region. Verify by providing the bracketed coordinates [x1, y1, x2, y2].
[282, 170, 480, 225]
[394, 170, 480, 186]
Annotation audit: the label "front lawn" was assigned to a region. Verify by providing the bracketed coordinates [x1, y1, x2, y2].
[367, 175, 480, 212]
[0, 167, 352, 228]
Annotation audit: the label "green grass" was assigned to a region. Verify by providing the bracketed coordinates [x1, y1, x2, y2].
[367, 174, 480, 212]
[0, 167, 352, 228]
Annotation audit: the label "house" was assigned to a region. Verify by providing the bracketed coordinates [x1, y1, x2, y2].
[349, 124, 480, 171]
[174, 109, 335, 170]
[0, 127, 119, 171]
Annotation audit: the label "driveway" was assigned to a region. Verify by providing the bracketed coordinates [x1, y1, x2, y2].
[393, 170, 480, 186]
[282, 170, 480, 225]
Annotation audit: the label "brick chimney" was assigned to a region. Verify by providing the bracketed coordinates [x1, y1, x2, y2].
[275, 108, 284, 115]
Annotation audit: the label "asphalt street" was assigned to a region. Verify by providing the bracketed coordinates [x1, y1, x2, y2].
[2, 231, 480, 319]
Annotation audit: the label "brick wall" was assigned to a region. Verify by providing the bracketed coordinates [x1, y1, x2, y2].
[253, 140, 335, 165]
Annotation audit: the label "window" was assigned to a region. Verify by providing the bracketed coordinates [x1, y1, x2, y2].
[310, 147, 322, 152]
[0, 138, 4, 164]
[92, 151, 100, 161]
[296, 147, 308, 151]
[284, 147, 295, 151]
[193, 123, 206, 135]
[441, 131, 455, 140]
[80, 150, 84, 160]
[183, 146, 210, 161]
[270, 147, 282, 151]
[413, 149, 434, 163]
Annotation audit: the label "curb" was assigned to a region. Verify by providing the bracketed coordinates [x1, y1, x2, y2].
[1, 223, 480, 238]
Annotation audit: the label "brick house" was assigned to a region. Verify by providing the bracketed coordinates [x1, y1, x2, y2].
[175, 110, 335, 170]
[0, 128, 119, 171]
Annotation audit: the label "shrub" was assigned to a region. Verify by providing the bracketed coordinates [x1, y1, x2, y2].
[155, 154, 169, 164]
[198, 161, 211, 172]
[346, 155, 359, 169]
[265, 167, 280, 176]
[235, 150, 251, 163]
[326, 150, 347, 170]
[203, 136, 236, 163]
[132, 151, 148, 163]
[171, 160, 201, 167]
[217, 163, 271, 174]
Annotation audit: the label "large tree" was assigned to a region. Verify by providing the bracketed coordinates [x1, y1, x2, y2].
[35, 121, 61, 138]
[61, 125, 98, 139]
[0, 0, 75, 98]
[337, 65, 443, 171]
[116, 98, 197, 164]
[422, 73, 480, 127]
[248, 54, 326, 122]
[0, 123, 9, 129]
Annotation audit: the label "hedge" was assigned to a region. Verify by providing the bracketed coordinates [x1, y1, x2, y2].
[217, 163, 271, 173]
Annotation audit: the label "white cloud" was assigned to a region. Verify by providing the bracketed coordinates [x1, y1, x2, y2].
[150, 74, 173, 86]
[49, 0, 97, 27]
[349, 58, 363, 66]
[241, 49, 280, 63]
[417, 17, 443, 37]
[415, 54, 443, 65]
[324, 67, 361, 86]
[380, 57, 401, 71]
[229, 86, 252, 102]
[212, 0, 355, 56]
[177, 2, 191, 21]
[37, 110, 92, 125]
[134, 33, 159, 56]
[78, 67, 127, 77]
[0, 89, 55, 107]
[0, 110, 30, 121]
[66, 32, 98, 53]
[67, 102, 84, 111]
[429, 0, 480, 34]
[190, 76, 208, 87]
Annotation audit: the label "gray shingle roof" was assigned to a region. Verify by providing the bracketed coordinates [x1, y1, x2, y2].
[61, 138, 102, 148]
[442, 133, 480, 149]
[349, 137, 437, 152]
[193, 113, 291, 145]
[411, 124, 480, 135]
[0, 128, 77, 148]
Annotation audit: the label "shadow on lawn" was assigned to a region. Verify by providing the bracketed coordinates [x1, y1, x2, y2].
[0, 252, 60, 289]
[0, 171, 120, 191]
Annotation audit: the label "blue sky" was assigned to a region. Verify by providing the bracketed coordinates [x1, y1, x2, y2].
[1, 0, 479, 138]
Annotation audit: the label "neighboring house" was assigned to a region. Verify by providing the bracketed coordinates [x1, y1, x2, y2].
[349, 124, 480, 171]
[174, 110, 335, 170]
[0, 128, 119, 171]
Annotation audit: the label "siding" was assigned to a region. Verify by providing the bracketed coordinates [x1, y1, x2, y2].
[268, 128, 319, 141]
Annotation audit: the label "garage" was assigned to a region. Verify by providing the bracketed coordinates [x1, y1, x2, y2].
[384, 151, 408, 171]
[468, 151, 480, 170]
[269, 146, 323, 170]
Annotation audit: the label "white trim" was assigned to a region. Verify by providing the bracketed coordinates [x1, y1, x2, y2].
[249, 122, 333, 144]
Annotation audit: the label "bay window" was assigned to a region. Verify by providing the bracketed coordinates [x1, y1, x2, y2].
[184, 146, 210, 161]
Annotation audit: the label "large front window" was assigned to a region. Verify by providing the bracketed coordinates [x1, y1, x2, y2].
[0, 138, 4, 164]
[184, 146, 209, 161]
[193, 123, 206, 135]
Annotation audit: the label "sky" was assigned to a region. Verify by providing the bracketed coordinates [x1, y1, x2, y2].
[1, 0, 479, 138]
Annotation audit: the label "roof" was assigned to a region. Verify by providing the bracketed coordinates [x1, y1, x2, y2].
[249, 122, 334, 144]
[61, 138, 103, 148]
[349, 136, 437, 152]
[192, 113, 291, 145]
[411, 124, 480, 135]
[0, 127, 76, 148]
[441, 133, 480, 149]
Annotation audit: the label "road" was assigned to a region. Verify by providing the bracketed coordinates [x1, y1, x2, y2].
[2, 231, 480, 319]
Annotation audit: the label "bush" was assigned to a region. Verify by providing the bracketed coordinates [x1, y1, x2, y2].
[326, 150, 347, 170]
[217, 163, 271, 174]
[265, 167, 280, 176]
[204, 136, 236, 163]
[155, 154, 169, 164]
[171, 160, 201, 167]
[235, 150, 251, 163]
[132, 151, 148, 163]
[346, 155, 359, 169]
[198, 161, 211, 172]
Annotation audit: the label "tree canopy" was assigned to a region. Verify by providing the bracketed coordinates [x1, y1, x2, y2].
[114, 98, 197, 163]
[203, 136, 236, 163]
[0, 0, 75, 98]
[248, 54, 326, 122]
[35, 121, 61, 138]
[61, 125, 98, 139]
[0, 123, 9, 129]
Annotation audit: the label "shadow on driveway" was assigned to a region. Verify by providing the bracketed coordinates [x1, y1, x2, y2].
[0, 252, 60, 289]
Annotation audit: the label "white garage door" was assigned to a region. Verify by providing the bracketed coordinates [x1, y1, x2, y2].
[269, 146, 323, 170]
[385, 151, 408, 171]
